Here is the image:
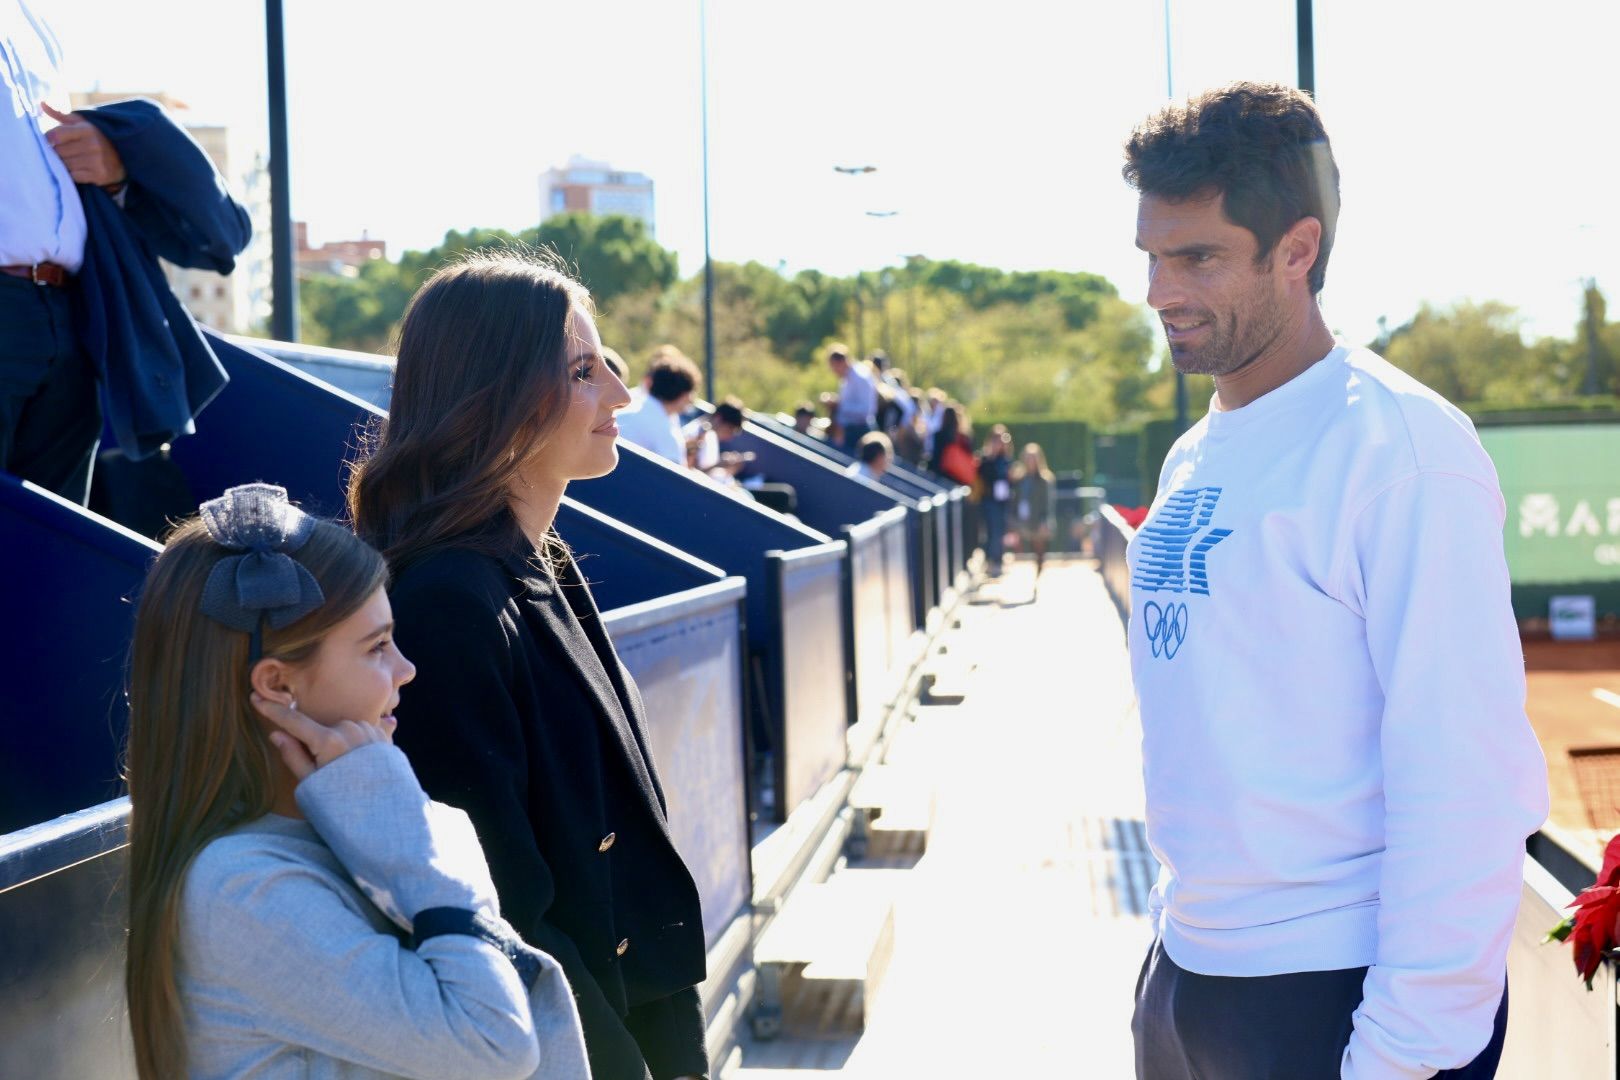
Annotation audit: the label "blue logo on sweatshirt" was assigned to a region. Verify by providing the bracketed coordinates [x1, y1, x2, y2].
[1132, 486, 1231, 659]
[1142, 601, 1188, 658]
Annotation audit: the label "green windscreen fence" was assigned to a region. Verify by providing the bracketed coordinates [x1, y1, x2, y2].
[1478, 422, 1620, 621]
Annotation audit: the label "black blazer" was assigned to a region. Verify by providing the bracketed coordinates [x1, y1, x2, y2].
[390, 535, 709, 1080]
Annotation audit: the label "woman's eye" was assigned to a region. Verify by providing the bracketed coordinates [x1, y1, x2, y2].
[371, 639, 391, 654]
[575, 364, 595, 383]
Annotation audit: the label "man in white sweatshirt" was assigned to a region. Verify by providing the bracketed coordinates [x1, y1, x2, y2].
[1122, 82, 1549, 1080]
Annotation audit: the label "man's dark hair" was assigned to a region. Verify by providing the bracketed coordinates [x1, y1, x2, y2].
[646, 347, 701, 403]
[858, 431, 892, 465]
[599, 346, 628, 384]
[793, 402, 816, 418]
[714, 398, 745, 429]
[1123, 81, 1340, 294]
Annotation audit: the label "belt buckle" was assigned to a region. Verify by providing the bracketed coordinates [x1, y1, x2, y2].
[30, 263, 46, 286]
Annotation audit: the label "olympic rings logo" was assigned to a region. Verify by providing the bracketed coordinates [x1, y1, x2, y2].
[1142, 601, 1188, 660]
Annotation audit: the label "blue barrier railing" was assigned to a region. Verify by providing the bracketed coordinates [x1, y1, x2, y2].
[602, 578, 750, 953]
[766, 542, 849, 812]
[570, 443, 851, 823]
[0, 476, 157, 835]
[842, 506, 910, 730]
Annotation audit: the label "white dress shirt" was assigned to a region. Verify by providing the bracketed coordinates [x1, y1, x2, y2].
[616, 395, 684, 466]
[1, 0, 86, 271]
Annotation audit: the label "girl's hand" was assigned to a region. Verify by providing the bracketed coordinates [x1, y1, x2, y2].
[250, 692, 397, 782]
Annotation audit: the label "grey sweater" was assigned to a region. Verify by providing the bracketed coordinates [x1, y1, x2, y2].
[176, 742, 591, 1079]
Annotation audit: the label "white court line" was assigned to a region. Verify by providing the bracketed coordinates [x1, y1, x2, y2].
[1594, 688, 1620, 711]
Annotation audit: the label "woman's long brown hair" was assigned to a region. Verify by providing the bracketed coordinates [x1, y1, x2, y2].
[124, 517, 387, 1080]
[348, 250, 590, 570]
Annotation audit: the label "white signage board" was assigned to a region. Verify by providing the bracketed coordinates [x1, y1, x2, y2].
[1550, 595, 1597, 641]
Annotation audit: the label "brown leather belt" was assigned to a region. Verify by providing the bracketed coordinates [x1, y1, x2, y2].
[0, 262, 71, 287]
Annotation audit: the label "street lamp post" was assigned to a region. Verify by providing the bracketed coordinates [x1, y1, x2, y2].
[699, 0, 716, 399]
[265, 0, 297, 341]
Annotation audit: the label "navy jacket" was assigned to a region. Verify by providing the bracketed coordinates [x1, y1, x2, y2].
[389, 535, 710, 1080]
[75, 99, 249, 460]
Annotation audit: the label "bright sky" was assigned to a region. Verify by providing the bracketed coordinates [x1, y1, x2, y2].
[47, 0, 1620, 346]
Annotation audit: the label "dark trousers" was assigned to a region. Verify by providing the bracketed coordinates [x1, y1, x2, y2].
[0, 275, 100, 505]
[983, 499, 1007, 574]
[839, 421, 870, 454]
[1133, 938, 1508, 1080]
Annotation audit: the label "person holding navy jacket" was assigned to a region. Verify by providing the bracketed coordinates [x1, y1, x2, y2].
[349, 252, 710, 1080]
[1, 1, 248, 503]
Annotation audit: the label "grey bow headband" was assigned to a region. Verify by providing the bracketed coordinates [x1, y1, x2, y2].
[198, 484, 325, 653]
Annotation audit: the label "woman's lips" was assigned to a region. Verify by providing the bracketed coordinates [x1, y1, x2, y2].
[593, 420, 620, 436]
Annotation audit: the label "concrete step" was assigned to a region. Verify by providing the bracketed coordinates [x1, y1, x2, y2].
[751, 878, 897, 1038]
[847, 763, 935, 864]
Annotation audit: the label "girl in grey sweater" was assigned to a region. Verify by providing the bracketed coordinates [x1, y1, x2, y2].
[123, 484, 590, 1080]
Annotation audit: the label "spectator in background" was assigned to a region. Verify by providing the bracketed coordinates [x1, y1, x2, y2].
[978, 424, 1014, 577]
[1, 1, 248, 505]
[711, 397, 797, 515]
[792, 401, 820, 437]
[844, 431, 892, 485]
[891, 393, 926, 467]
[930, 403, 976, 487]
[826, 344, 878, 453]
[1010, 442, 1056, 583]
[922, 387, 949, 459]
[616, 345, 699, 466]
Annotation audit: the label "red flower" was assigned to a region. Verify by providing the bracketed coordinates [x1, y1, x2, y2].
[1568, 886, 1620, 986]
[1549, 835, 1620, 989]
[1598, 834, 1620, 888]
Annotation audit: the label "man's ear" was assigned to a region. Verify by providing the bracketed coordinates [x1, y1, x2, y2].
[1280, 216, 1323, 284]
[249, 657, 297, 706]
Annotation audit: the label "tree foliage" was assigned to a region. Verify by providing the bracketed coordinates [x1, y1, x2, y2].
[1379, 292, 1619, 405]
[295, 212, 1614, 430]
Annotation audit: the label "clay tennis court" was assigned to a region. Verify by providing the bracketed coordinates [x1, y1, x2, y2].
[1523, 634, 1620, 865]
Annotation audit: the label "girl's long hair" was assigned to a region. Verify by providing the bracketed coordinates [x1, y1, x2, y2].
[348, 250, 590, 571]
[124, 516, 387, 1080]
[1010, 442, 1055, 484]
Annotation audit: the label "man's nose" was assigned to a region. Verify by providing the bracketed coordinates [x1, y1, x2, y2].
[1145, 260, 1184, 313]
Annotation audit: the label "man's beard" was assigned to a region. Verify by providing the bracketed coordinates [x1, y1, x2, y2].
[1163, 288, 1287, 378]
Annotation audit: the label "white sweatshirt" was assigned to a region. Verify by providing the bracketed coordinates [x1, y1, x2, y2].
[1128, 345, 1549, 1080]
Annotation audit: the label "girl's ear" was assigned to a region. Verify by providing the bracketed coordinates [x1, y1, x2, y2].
[249, 658, 297, 706]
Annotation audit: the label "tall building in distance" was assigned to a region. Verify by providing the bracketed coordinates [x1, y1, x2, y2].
[540, 155, 655, 237]
[69, 91, 272, 335]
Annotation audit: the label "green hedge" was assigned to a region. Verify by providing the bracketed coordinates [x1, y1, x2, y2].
[975, 415, 1092, 476]
[1466, 398, 1620, 427]
[1138, 417, 1182, 500]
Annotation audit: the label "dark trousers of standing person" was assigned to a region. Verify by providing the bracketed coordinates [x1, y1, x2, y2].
[839, 421, 870, 455]
[982, 498, 1007, 576]
[1133, 938, 1509, 1080]
[0, 274, 101, 505]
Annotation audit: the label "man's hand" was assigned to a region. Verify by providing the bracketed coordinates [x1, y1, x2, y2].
[41, 102, 127, 190]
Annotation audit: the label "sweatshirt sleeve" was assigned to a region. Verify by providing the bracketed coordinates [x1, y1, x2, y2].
[1338, 470, 1549, 1080]
[182, 828, 541, 1080]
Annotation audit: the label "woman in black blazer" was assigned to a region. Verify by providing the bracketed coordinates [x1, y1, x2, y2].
[349, 253, 709, 1080]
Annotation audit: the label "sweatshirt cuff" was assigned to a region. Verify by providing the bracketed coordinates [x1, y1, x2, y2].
[1341, 1028, 1442, 1080]
[295, 743, 499, 929]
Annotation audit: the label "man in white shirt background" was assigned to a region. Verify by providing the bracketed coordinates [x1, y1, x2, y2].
[1123, 82, 1548, 1080]
[826, 344, 878, 454]
[616, 345, 700, 467]
[1, 0, 124, 503]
